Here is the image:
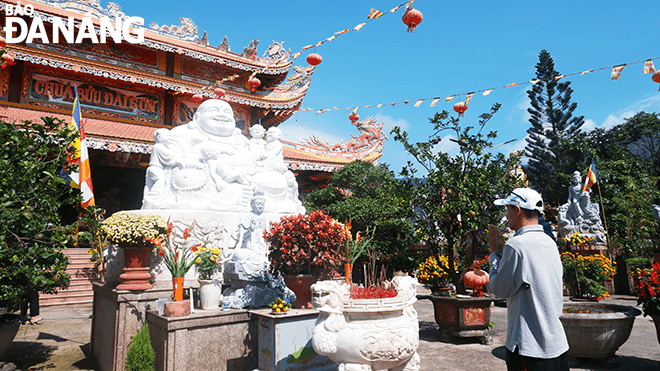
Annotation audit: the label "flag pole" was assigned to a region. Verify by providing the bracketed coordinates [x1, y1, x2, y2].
[595, 181, 610, 249]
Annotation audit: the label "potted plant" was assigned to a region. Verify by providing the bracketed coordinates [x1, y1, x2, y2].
[146, 222, 198, 301]
[561, 252, 615, 301]
[0, 117, 79, 353]
[633, 261, 660, 344]
[416, 255, 455, 293]
[342, 226, 373, 284]
[265, 210, 350, 308]
[194, 245, 224, 310]
[392, 104, 520, 343]
[560, 232, 595, 251]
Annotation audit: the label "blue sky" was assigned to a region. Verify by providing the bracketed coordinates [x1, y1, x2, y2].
[121, 0, 660, 173]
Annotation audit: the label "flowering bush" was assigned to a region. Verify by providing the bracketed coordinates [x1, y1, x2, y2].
[416, 255, 456, 288]
[146, 222, 197, 278]
[265, 210, 350, 278]
[469, 257, 490, 273]
[561, 232, 595, 250]
[194, 246, 224, 280]
[561, 252, 615, 301]
[633, 261, 660, 317]
[100, 213, 167, 248]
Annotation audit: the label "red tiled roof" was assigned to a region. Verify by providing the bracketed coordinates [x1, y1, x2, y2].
[0, 105, 157, 143]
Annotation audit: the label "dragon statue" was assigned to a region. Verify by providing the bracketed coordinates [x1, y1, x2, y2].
[149, 17, 199, 42]
[302, 116, 386, 153]
[310, 276, 420, 371]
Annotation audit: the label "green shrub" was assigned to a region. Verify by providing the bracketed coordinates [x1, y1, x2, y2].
[125, 323, 155, 371]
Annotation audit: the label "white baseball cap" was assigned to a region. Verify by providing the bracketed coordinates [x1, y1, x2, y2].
[494, 188, 544, 215]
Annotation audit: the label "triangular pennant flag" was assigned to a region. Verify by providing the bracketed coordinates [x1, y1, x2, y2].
[430, 98, 440, 107]
[364, 105, 372, 108]
[580, 70, 592, 76]
[404, 100, 410, 105]
[389, 4, 403, 13]
[315, 40, 325, 47]
[506, 82, 517, 87]
[643, 60, 656, 74]
[333, 106, 339, 110]
[368, 8, 384, 19]
[391, 102, 397, 107]
[335, 29, 350, 35]
[465, 92, 474, 104]
[445, 95, 454, 102]
[611, 64, 626, 80]
[377, 104, 383, 108]
[531, 79, 540, 84]
[302, 45, 313, 51]
[291, 51, 303, 59]
[554, 75, 565, 81]
[482, 89, 493, 96]
[354, 23, 367, 31]
[414, 99, 423, 107]
[326, 35, 337, 42]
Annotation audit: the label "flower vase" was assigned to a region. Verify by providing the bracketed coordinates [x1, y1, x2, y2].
[172, 276, 185, 301]
[116, 247, 152, 290]
[198, 279, 222, 310]
[344, 263, 353, 284]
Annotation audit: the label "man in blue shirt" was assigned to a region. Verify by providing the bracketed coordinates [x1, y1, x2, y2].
[489, 188, 569, 371]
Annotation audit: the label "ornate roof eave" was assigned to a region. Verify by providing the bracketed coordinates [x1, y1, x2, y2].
[0, 0, 293, 75]
[9, 45, 310, 109]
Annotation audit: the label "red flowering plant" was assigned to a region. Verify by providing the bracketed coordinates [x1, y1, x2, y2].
[264, 210, 350, 279]
[145, 222, 199, 278]
[633, 261, 660, 317]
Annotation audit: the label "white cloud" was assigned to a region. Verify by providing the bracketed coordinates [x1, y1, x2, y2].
[280, 123, 343, 145]
[581, 118, 597, 132]
[433, 134, 460, 156]
[373, 112, 410, 133]
[582, 94, 660, 132]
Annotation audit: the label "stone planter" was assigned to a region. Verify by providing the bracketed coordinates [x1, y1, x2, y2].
[560, 302, 640, 363]
[283, 274, 318, 309]
[0, 314, 21, 357]
[116, 247, 153, 290]
[311, 276, 420, 371]
[428, 295, 493, 344]
[198, 279, 222, 310]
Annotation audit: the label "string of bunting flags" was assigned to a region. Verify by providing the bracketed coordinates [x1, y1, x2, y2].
[287, 57, 660, 117]
[247, 0, 418, 80]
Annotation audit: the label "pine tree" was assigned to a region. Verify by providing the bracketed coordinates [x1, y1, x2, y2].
[524, 49, 585, 206]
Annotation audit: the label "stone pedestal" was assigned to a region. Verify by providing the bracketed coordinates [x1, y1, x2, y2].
[91, 281, 189, 371]
[163, 300, 191, 317]
[147, 309, 257, 371]
[116, 267, 152, 290]
[251, 308, 334, 371]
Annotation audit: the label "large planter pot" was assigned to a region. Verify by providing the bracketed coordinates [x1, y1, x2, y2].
[560, 303, 641, 360]
[283, 274, 318, 309]
[0, 314, 21, 357]
[198, 279, 222, 310]
[428, 295, 493, 344]
[116, 247, 153, 290]
[311, 276, 420, 371]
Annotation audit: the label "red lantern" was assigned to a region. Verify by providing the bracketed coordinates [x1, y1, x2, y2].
[214, 87, 226, 97]
[453, 101, 468, 117]
[306, 53, 322, 66]
[652, 71, 660, 84]
[2, 53, 15, 67]
[464, 269, 489, 297]
[248, 76, 261, 93]
[0, 36, 6, 48]
[192, 94, 203, 105]
[402, 8, 423, 33]
[349, 112, 360, 123]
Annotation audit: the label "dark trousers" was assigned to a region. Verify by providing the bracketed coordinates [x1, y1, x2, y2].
[20, 291, 39, 317]
[506, 348, 569, 371]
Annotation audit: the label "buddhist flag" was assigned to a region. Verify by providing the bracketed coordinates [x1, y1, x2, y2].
[611, 64, 626, 80]
[482, 89, 493, 96]
[465, 92, 475, 104]
[445, 95, 454, 102]
[69, 85, 95, 208]
[582, 160, 599, 192]
[389, 4, 403, 13]
[430, 97, 440, 107]
[580, 70, 592, 76]
[643, 60, 656, 74]
[368, 8, 384, 19]
[354, 23, 366, 31]
[414, 99, 423, 107]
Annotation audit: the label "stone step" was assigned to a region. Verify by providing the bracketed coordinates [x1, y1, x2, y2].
[40, 248, 99, 307]
[40, 291, 94, 306]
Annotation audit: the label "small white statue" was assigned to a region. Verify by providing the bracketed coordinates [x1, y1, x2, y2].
[557, 171, 607, 244]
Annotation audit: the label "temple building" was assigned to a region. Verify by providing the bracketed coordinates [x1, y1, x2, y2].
[0, 0, 386, 214]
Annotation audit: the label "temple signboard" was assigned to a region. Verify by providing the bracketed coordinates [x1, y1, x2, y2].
[27, 72, 161, 121]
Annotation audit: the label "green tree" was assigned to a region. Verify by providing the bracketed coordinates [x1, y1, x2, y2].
[306, 160, 416, 273]
[524, 49, 585, 206]
[392, 104, 521, 290]
[0, 118, 79, 311]
[125, 323, 156, 371]
[576, 112, 660, 257]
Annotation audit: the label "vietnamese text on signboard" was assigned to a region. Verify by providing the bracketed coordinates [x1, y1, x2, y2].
[28, 72, 161, 120]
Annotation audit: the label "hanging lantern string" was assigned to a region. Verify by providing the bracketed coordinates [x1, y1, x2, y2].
[296, 56, 660, 115]
[288, 0, 414, 61]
